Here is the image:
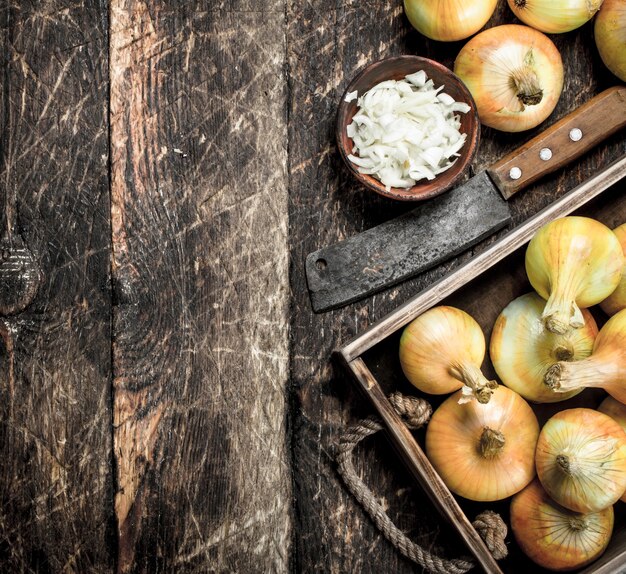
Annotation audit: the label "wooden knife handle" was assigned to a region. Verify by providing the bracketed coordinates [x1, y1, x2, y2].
[487, 86, 626, 200]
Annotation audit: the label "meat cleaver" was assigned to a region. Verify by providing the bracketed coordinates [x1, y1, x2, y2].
[306, 86, 626, 313]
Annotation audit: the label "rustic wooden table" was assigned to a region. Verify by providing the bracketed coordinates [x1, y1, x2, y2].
[1, 1, 624, 573]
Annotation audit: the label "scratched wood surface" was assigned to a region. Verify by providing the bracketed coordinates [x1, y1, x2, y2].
[0, 1, 114, 572]
[288, 1, 626, 573]
[1, 0, 625, 573]
[109, 1, 290, 572]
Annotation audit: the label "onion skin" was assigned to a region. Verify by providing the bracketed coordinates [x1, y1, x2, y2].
[399, 306, 496, 402]
[525, 216, 624, 335]
[508, 0, 604, 34]
[490, 292, 598, 403]
[598, 396, 626, 502]
[426, 385, 539, 501]
[454, 25, 564, 132]
[511, 479, 614, 571]
[545, 308, 626, 402]
[535, 408, 626, 513]
[595, 0, 626, 82]
[600, 223, 626, 316]
[404, 0, 498, 42]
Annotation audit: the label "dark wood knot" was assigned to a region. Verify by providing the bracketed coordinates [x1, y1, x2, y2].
[0, 231, 41, 315]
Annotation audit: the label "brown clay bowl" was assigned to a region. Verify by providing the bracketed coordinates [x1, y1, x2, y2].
[336, 55, 480, 202]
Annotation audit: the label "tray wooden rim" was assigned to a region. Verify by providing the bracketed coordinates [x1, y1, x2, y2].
[335, 155, 626, 574]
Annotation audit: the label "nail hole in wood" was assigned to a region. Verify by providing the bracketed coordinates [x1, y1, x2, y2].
[315, 258, 327, 271]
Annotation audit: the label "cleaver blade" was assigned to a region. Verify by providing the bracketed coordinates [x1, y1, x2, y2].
[306, 86, 626, 312]
[306, 172, 509, 312]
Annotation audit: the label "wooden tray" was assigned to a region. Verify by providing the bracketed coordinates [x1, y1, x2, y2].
[335, 155, 626, 574]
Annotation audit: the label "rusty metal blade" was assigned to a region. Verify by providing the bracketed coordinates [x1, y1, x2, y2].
[305, 172, 511, 312]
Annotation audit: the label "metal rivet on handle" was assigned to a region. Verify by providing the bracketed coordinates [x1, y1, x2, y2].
[509, 167, 522, 180]
[569, 128, 583, 142]
[539, 148, 553, 161]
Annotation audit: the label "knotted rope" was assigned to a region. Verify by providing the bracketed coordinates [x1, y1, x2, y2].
[336, 392, 507, 574]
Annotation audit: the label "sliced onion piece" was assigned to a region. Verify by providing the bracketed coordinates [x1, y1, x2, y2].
[346, 71, 470, 191]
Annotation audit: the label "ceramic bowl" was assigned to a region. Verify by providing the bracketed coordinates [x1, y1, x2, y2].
[336, 55, 480, 202]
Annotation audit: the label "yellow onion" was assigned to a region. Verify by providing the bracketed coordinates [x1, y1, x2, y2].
[399, 306, 497, 403]
[598, 395, 626, 430]
[600, 223, 626, 316]
[490, 292, 598, 403]
[507, 0, 604, 33]
[535, 407, 626, 513]
[545, 309, 626, 402]
[426, 385, 539, 501]
[454, 24, 564, 132]
[598, 395, 626, 502]
[511, 479, 614, 571]
[404, 0, 498, 42]
[526, 216, 624, 335]
[595, 0, 626, 82]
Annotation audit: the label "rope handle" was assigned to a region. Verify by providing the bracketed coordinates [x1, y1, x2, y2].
[336, 392, 508, 574]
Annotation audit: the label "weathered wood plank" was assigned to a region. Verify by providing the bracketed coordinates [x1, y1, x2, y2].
[0, 1, 114, 572]
[340, 164, 626, 574]
[287, 3, 457, 572]
[341, 156, 626, 362]
[109, 2, 291, 572]
[287, 1, 626, 572]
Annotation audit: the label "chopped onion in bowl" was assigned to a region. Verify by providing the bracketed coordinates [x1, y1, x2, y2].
[346, 72, 471, 191]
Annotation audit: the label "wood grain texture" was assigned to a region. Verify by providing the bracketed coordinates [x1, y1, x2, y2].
[1, 1, 624, 570]
[345, 183, 626, 574]
[488, 86, 626, 199]
[0, 1, 114, 572]
[109, 2, 290, 572]
[341, 155, 626, 362]
[347, 357, 503, 574]
[287, 1, 626, 572]
[288, 2, 466, 573]
[340, 163, 626, 573]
